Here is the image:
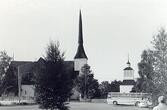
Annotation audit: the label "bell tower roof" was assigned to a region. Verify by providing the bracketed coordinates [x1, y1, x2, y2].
[127, 60, 130, 65]
[124, 55, 133, 70]
[74, 10, 88, 59]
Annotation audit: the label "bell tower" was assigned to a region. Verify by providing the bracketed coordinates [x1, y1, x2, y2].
[120, 57, 135, 93]
[74, 11, 88, 74]
[123, 58, 134, 80]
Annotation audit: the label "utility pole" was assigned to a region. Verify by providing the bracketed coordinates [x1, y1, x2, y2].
[18, 66, 21, 104]
[84, 72, 87, 101]
[81, 65, 87, 101]
[81, 64, 90, 101]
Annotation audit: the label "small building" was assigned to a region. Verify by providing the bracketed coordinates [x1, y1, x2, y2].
[120, 59, 135, 93]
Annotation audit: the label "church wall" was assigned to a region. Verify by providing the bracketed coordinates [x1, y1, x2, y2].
[21, 85, 35, 99]
[120, 85, 134, 93]
[74, 58, 87, 73]
[70, 88, 80, 100]
[124, 70, 134, 80]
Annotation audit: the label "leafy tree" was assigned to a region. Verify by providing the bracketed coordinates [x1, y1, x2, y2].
[0, 51, 12, 95]
[110, 80, 122, 92]
[151, 28, 167, 101]
[76, 64, 99, 99]
[99, 81, 111, 98]
[137, 28, 167, 104]
[99, 80, 121, 98]
[2, 65, 17, 95]
[35, 41, 76, 110]
[133, 50, 155, 93]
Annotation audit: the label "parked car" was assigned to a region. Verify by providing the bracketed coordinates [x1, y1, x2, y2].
[137, 99, 152, 108]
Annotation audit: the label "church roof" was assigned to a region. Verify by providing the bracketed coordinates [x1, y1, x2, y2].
[10, 61, 33, 67]
[10, 61, 35, 85]
[75, 45, 87, 59]
[121, 80, 136, 85]
[10, 61, 34, 74]
[124, 67, 133, 70]
[63, 61, 74, 70]
[74, 11, 88, 59]
[9, 59, 75, 85]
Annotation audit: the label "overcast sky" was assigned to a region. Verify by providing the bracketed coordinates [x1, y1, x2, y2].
[0, 0, 167, 82]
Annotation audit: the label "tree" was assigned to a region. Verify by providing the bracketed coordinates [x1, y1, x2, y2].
[2, 65, 18, 95]
[133, 50, 155, 93]
[0, 51, 12, 95]
[35, 41, 76, 110]
[151, 28, 167, 100]
[99, 80, 121, 98]
[110, 80, 122, 92]
[99, 81, 111, 98]
[137, 28, 167, 104]
[76, 64, 99, 99]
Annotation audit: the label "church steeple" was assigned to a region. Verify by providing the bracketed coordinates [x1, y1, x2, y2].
[127, 54, 130, 67]
[74, 11, 88, 59]
[78, 10, 83, 44]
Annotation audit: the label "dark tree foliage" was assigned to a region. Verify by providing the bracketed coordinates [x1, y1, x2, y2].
[99, 80, 121, 98]
[0, 51, 12, 95]
[34, 41, 76, 110]
[76, 64, 99, 99]
[110, 80, 121, 92]
[2, 65, 18, 95]
[99, 81, 111, 98]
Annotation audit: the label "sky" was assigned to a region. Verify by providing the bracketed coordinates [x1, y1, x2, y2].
[0, 0, 167, 82]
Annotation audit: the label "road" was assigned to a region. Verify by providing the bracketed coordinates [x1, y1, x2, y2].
[70, 102, 150, 110]
[0, 102, 151, 110]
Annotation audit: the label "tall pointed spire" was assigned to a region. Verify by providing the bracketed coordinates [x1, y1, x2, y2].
[78, 10, 83, 44]
[74, 10, 88, 59]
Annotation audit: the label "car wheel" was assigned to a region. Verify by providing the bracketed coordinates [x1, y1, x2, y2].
[113, 101, 118, 105]
[135, 101, 140, 107]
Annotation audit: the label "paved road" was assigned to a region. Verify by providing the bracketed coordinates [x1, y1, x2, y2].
[0, 102, 151, 110]
[70, 102, 150, 110]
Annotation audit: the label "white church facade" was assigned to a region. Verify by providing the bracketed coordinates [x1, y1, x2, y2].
[120, 60, 135, 93]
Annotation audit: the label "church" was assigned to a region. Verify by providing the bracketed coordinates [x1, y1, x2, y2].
[7, 10, 136, 100]
[120, 59, 136, 93]
[7, 11, 88, 100]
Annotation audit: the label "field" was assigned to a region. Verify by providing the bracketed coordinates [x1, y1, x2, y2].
[0, 102, 151, 110]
